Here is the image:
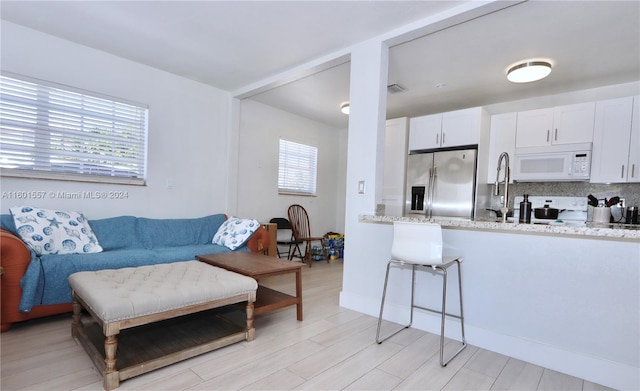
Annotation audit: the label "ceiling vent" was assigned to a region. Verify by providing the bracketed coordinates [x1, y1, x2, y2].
[387, 83, 405, 94]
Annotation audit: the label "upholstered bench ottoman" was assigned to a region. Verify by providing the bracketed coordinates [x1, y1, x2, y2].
[69, 260, 257, 391]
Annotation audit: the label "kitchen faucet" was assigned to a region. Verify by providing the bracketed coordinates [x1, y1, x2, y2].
[494, 152, 510, 223]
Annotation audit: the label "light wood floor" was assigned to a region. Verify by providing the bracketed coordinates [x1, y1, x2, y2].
[1, 260, 615, 391]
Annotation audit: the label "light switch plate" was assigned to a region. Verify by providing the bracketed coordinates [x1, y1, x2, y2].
[358, 180, 365, 194]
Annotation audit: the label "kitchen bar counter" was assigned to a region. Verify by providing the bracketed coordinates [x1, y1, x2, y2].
[359, 214, 640, 242]
[345, 213, 639, 389]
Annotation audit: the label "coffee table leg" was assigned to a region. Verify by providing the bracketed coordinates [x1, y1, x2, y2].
[104, 334, 119, 390]
[296, 269, 303, 321]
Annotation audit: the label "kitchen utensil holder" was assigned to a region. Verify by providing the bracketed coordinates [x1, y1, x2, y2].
[592, 206, 611, 224]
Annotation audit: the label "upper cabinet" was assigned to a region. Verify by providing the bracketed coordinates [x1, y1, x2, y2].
[486, 112, 517, 184]
[409, 107, 484, 151]
[590, 96, 640, 183]
[515, 102, 595, 148]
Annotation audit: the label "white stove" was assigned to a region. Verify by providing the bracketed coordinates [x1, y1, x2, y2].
[512, 196, 588, 226]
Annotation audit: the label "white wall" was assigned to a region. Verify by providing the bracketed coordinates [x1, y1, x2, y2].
[0, 22, 231, 219]
[236, 99, 347, 235]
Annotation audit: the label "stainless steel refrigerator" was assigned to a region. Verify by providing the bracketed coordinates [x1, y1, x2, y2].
[405, 148, 477, 219]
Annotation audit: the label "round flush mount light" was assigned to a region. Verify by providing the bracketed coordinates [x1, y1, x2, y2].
[507, 60, 552, 83]
[340, 102, 350, 115]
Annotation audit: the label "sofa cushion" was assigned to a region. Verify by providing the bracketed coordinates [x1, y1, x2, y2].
[89, 216, 139, 251]
[137, 214, 226, 249]
[30, 244, 241, 307]
[10, 206, 102, 256]
[151, 244, 243, 263]
[212, 217, 260, 250]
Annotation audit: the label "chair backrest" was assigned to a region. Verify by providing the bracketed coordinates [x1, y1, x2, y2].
[288, 204, 312, 240]
[270, 217, 297, 242]
[391, 221, 444, 264]
[269, 217, 292, 230]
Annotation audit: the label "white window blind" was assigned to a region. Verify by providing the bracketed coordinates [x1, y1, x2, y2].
[278, 139, 317, 195]
[0, 72, 148, 185]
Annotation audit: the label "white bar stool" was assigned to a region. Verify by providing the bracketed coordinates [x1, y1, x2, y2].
[376, 221, 466, 366]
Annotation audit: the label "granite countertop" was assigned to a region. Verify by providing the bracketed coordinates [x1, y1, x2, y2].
[359, 214, 640, 242]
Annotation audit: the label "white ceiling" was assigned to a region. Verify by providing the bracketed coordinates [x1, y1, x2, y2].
[2, 1, 639, 129]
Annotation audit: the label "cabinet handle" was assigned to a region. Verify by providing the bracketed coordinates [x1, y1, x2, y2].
[554, 128, 558, 141]
[546, 130, 550, 142]
[621, 165, 625, 179]
[632, 164, 636, 178]
[442, 132, 446, 145]
[436, 134, 439, 145]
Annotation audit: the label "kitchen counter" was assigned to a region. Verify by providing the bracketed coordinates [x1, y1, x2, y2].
[359, 214, 640, 242]
[346, 213, 639, 389]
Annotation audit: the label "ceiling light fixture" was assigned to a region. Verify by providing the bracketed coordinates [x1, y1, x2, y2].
[507, 60, 552, 83]
[340, 102, 350, 115]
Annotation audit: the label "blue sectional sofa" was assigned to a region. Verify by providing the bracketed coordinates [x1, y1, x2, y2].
[0, 213, 270, 331]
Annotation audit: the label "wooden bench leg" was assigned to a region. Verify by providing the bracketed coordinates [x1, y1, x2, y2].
[71, 293, 82, 339]
[246, 301, 255, 341]
[104, 334, 119, 390]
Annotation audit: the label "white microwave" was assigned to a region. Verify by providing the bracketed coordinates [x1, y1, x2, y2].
[513, 143, 592, 182]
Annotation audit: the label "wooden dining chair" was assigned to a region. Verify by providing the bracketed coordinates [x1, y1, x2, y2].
[287, 204, 328, 267]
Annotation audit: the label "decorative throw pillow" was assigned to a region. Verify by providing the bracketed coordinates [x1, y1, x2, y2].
[212, 216, 260, 251]
[10, 206, 103, 255]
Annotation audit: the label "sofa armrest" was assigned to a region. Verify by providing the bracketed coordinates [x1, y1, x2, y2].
[244, 226, 270, 254]
[0, 229, 31, 280]
[1, 229, 32, 329]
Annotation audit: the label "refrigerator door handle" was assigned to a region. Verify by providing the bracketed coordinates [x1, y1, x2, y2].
[427, 167, 438, 218]
[429, 166, 438, 218]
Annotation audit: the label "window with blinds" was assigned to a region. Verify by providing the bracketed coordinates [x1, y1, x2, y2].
[278, 139, 317, 195]
[0, 73, 148, 185]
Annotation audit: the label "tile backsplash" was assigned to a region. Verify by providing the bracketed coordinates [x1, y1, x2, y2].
[487, 182, 640, 212]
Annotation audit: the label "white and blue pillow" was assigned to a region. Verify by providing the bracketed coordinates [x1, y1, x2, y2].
[212, 216, 260, 250]
[10, 206, 103, 255]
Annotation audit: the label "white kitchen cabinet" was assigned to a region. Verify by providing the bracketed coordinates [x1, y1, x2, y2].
[409, 107, 484, 151]
[515, 102, 595, 148]
[590, 96, 639, 183]
[486, 112, 517, 183]
[409, 113, 441, 150]
[382, 117, 408, 216]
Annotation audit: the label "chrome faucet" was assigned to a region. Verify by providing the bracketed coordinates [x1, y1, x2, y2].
[494, 152, 510, 223]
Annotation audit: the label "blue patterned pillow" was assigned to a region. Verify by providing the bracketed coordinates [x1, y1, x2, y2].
[212, 216, 260, 250]
[10, 206, 103, 255]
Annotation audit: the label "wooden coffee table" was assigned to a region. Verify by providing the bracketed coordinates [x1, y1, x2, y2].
[197, 252, 304, 321]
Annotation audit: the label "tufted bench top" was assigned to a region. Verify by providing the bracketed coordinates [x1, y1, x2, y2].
[68, 260, 258, 323]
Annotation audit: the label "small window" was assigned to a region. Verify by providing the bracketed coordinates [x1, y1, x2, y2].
[0, 72, 148, 185]
[278, 139, 317, 195]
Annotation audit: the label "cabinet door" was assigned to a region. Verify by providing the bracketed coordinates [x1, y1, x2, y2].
[441, 107, 482, 147]
[590, 97, 633, 183]
[409, 114, 441, 150]
[515, 108, 554, 148]
[383, 118, 408, 216]
[628, 96, 640, 182]
[487, 113, 517, 183]
[552, 102, 595, 145]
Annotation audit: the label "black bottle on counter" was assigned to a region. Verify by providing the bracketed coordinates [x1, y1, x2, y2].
[519, 194, 532, 224]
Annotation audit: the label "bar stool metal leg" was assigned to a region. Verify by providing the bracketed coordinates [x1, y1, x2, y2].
[435, 259, 466, 366]
[376, 258, 466, 367]
[376, 261, 415, 343]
